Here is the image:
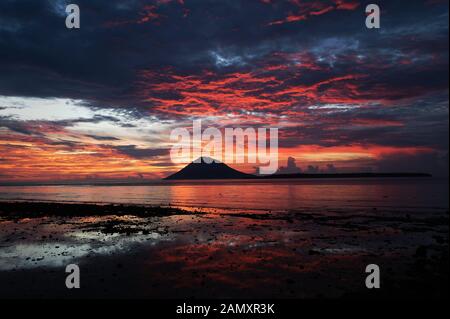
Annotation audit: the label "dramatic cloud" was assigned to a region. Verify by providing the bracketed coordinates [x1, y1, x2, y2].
[277, 157, 302, 174]
[0, 0, 448, 181]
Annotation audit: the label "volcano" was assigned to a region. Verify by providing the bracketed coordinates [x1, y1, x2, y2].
[164, 157, 255, 180]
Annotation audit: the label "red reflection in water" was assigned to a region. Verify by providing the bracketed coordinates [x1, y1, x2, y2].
[1, 178, 447, 210]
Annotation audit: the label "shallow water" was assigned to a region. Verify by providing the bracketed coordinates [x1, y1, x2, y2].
[0, 178, 448, 210]
[0, 205, 448, 298]
[0, 178, 448, 298]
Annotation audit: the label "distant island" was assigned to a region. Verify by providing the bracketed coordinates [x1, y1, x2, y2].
[164, 157, 432, 180]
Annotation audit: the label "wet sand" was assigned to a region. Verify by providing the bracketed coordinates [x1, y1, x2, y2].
[0, 201, 448, 299]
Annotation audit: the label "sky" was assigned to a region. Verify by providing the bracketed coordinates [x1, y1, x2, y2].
[0, 0, 448, 182]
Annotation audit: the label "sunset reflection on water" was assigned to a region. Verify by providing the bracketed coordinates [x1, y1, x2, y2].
[0, 178, 448, 211]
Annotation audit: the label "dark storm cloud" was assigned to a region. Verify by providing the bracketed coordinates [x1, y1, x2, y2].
[85, 134, 120, 141]
[0, 114, 121, 136]
[0, 0, 448, 176]
[280, 94, 449, 151]
[0, 117, 37, 135]
[0, 0, 447, 106]
[114, 145, 168, 158]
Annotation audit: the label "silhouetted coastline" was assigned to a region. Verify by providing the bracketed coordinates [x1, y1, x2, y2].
[164, 158, 432, 180]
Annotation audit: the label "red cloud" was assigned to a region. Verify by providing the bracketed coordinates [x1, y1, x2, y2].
[269, 0, 360, 26]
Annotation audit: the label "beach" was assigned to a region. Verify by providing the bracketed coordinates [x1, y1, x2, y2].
[0, 199, 448, 299]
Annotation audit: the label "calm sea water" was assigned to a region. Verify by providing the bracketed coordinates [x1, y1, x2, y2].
[0, 178, 448, 211]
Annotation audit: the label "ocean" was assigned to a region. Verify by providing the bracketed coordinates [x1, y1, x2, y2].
[1, 177, 448, 211]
